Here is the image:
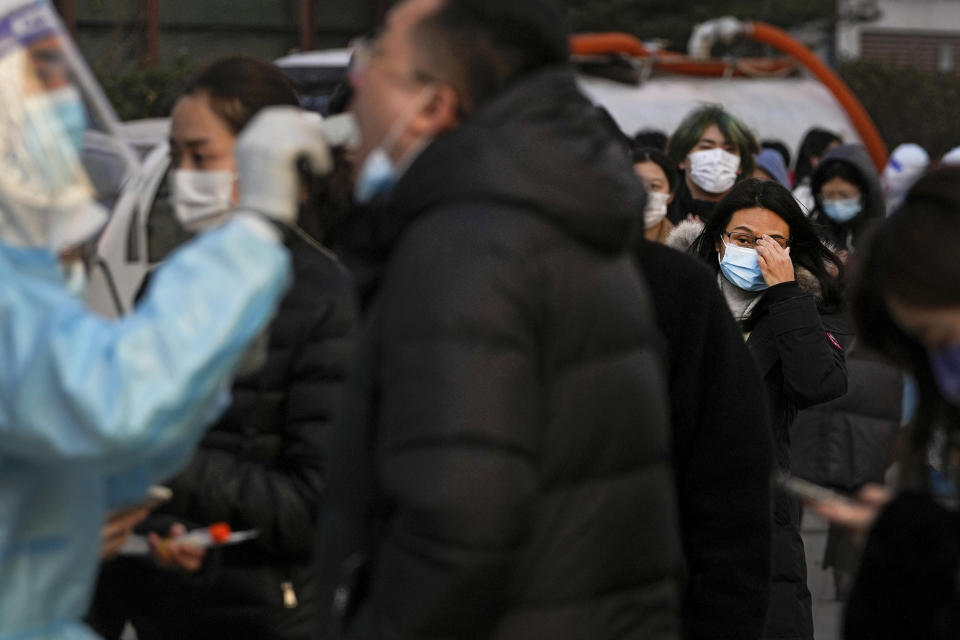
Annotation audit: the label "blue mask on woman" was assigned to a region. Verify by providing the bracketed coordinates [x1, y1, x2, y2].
[822, 197, 861, 223]
[930, 344, 960, 407]
[719, 243, 768, 292]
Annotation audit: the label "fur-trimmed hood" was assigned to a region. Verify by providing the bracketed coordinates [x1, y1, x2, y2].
[665, 219, 705, 253]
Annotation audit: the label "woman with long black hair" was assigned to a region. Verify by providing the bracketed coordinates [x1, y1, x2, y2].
[691, 178, 848, 640]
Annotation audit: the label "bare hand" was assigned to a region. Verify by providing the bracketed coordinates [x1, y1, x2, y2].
[809, 484, 892, 542]
[756, 235, 795, 286]
[101, 507, 149, 560]
[149, 522, 206, 573]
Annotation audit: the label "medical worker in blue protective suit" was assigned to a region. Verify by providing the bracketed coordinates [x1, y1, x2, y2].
[0, 4, 335, 638]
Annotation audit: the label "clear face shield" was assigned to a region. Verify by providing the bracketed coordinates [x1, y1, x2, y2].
[0, 0, 106, 252]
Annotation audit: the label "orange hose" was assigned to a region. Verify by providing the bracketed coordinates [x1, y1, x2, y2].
[747, 22, 888, 171]
[569, 33, 650, 58]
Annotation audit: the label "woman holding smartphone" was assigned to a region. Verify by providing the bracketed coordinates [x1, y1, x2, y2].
[813, 165, 960, 639]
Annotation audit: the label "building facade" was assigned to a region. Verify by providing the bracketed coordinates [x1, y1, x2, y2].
[838, 0, 960, 73]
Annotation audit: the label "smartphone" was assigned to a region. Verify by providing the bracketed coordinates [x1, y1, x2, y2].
[108, 485, 172, 520]
[777, 473, 856, 506]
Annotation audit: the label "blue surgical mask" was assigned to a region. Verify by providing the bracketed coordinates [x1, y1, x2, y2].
[822, 197, 861, 223]
[24, 85, 88, 160]
[353, 86, 436, 205]
[930, 344, 960, 407]
[49, 86, 88, 156]
[354, 148, 397, 204]
[719, 242, 768, 292]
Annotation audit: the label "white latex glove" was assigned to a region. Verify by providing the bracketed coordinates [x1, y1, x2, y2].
[234, 106, 332, 226]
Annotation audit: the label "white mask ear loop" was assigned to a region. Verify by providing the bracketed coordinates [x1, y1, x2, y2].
[372, 84, 438, 170]
[288, 89, 436, 246]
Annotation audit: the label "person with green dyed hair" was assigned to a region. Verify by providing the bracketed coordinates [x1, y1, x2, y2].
[665, 104, 759, 225]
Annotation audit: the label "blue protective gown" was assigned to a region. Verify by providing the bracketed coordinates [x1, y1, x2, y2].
[0, 215, 291, 639]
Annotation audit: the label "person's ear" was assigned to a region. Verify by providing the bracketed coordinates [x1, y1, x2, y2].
[410, 84, 460, 137]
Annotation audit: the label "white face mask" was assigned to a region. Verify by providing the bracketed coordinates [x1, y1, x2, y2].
[169, 169, 236, 232]
[687, 148, 741, 195]
[644, 191, 671, 229]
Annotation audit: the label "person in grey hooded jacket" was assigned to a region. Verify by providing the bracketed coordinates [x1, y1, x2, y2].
[809, 144, 885, 255]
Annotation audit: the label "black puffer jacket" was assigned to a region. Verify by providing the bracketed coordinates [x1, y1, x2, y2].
[742, 283, 847, 640]
[89, 232, 356, 640]
[790, 316, 902, 492]
[316, 68, 683, 640]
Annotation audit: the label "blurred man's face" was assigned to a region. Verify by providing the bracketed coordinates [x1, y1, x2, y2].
[348, 0, 443, 165]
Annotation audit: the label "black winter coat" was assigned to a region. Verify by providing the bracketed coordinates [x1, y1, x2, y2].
[636, 241, 774, 640]
[743, 282, 847, 640]
[666, 180, 719, 226]
[316, 68, 683, 640]
[88, 233, 356, 640]
[790, 316, 902, 492]
[845, 491, 960, 639]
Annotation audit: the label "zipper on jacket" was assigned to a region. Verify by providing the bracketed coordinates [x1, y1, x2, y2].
[281, 581, 298, 608]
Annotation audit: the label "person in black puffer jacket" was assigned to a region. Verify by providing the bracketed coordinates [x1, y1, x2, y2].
[315, 1, 683, 638]
[86, 58, 356, 640]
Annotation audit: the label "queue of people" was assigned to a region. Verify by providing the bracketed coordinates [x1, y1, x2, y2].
[3, 0, 960, 639]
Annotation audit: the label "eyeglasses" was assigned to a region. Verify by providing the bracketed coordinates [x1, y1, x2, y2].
[722, 231, 791, 249]
[351, 36, 436, 88]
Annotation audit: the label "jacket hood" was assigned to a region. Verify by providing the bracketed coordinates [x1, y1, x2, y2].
[384, 68, 646, 253]
[811, 144, 884, 224]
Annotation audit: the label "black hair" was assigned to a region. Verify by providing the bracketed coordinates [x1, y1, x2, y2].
[795, 127, 842, 184]
[691, 178, 845, 316]
[412, 0, 569, 116]
[632, 147, 679, 193]
[850, 166, 960, 460]
[632, 129, 668, 152]
[761, 139, 791, 171]
[811, 158, 869, 205]
[666, 104, 759, 178]
[809, 153, 881, 249]
[181, 56, 299, 134]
